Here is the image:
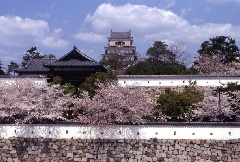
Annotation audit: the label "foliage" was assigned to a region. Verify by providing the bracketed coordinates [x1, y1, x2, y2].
[52, 76, 63, 85]
[0, 59, 4, 75]
[125, 61, 198, 75]
[77, 83, 154, 125]
[101, 53, 127, 70]
[197, 36, 240, 62]
[22, 47, 45, 66]
[152, 62, 186, 75]
[194, 36, 240, 75]
[62, 83, 78, 95]
[146, 41, 176, 63]
[126, 41, 197, 75]
[0, 78, 78, 124]
[7, 61, 19, 75]
[155, 85, 203, 121]
[182, 66, 199, 75]
[125, 62, 154, 75]
[221, 82, 240, 92]
[79, 70, 117, 97]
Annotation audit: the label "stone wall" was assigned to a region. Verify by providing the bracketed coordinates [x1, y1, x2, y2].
[1, 137, 240, 162]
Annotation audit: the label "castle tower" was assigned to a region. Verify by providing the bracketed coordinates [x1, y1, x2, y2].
[102, 30, 137, 71]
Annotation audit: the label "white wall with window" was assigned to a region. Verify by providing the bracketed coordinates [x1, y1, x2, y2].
[118, 75, 240, 87]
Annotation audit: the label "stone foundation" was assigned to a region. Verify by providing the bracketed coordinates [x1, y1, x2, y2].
[1, 138, 240, 162]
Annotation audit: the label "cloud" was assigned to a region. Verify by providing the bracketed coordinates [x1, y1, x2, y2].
[74, 32, 105, 43]
[162, 0, 176, 9]
[0, 16, 69, 48]
[180, 7, 192, 17]
[37, 13, 50, 19]
[85, 3, 240, 46]
[86, 3, 189, 32]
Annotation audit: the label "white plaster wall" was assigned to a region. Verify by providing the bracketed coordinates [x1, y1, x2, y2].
[118, 76, 240, 87]
[0, 125, 239, 140]
[0, 78, 48, 85]
[109, 40, 131, 46]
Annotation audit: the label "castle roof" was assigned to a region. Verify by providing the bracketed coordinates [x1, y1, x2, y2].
[15, 46, 104, 73]
[15, 59, 55, 72]
[44, 46, 101, 67]
[109, 31, 132, 39]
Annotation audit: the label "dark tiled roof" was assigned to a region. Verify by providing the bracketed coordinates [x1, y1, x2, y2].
[58, 46, 95, 62]
[44, 46, 102, 67]
[44, 60, 101, 67]
[15, 59, 55, 72]
[109, 32, 131, 39]
[15, 46, 105, 72]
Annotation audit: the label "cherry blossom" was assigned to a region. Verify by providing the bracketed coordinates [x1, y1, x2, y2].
[193, 54, 240, 75]
[0, 78, 78, 123]
[77, 83, 154, 125]
[193, 94, 235, 121]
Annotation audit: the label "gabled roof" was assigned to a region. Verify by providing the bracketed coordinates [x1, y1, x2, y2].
[44, 46, 103, 67]
[109, 31, 132, 39]
[58, 45, 95, 62]
[44, 60, 101, 66]
[15, 46, 105, 73]
[15, 59, 55, 72]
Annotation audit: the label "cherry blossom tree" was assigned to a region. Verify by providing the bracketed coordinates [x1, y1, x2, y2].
[193, 94, 235, 121]
[77, 83, 154, 125]
[0, 78, 78, 123]
[193, 54, 240, 75]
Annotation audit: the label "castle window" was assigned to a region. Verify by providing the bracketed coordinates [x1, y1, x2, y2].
[115, 42, 125, 46]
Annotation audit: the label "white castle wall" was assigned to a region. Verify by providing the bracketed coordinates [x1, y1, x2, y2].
[118, 75, 240, 87]
[0, 124, 239, 140]
[0, 77, 48, 85]
[2, 75, 239, 87]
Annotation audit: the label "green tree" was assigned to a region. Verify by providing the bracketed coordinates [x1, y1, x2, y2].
[197, 36, 240, 62]
[125, 61, 198, 75]
[101, 54, 126, 70]
[7, 61, 19, 75]
[51, 76, 63, 85]
[62, 83, 78, 95]
[22, 47, 45, 66]
[152, 62, 186, 75]
[79, 70, 117, 97]
[146, 41, 176, 63]
[0, 60, 4, 75]
[125, 62, 154, 75]
[182, 66, 199, 75]
[155, 85, 203, 121]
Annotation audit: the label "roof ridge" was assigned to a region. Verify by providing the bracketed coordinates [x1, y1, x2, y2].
[58, 46, 96, 62]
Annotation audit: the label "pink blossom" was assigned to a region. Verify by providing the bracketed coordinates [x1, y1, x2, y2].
[77, 83, 154, 125]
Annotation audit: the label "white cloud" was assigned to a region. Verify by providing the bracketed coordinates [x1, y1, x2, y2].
[37, 13, 50, 19]
[85, 3, 240, 47]
[86, 3, 189, 32]
[74, 32, 105, 43]
[163, 0, 176, 8]
[0, 16, 69, 48]
[180, 7, 192, 17]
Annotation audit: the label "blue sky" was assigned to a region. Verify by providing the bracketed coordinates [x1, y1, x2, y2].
[0, 0, 240, 69]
